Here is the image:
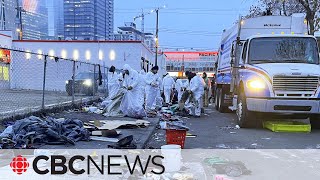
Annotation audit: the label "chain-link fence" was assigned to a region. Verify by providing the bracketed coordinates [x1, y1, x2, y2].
[0, 48, 110, 119]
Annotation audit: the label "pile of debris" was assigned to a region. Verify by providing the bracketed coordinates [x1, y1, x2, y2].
[84, 119, 151, 149]
[159, 106, 189, 131]
[0, 116, 90, 149]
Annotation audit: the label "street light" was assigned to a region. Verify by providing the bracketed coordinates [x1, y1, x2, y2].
[16, 28, 22, 40]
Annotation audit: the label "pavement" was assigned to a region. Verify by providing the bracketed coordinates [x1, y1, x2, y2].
[0, 89, 99, 120]
[40, 111, 159, 149]
[146, 104, 320, 149]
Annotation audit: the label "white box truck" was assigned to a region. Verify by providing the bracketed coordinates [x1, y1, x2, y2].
[215, 14, 320, 128]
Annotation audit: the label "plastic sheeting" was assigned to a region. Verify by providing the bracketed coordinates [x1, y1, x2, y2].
[0, 116, 90, 149]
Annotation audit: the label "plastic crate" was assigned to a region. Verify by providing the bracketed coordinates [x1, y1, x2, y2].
[263, 121, 311, 133]
[166, 129, 187, 148]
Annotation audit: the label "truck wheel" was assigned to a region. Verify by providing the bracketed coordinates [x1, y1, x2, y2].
[218, 88, 228, 113]
[215, 88, 220, 110]
[310, 115, 320, 129]
[236, 90, 257, 128]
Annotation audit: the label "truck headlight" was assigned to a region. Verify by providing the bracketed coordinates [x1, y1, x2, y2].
[65, 80, 69, 84]
[247, 79, 266, 89]
[83, 79, 92, 86]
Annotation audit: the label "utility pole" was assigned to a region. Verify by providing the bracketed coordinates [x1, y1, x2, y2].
[15, 0, 25, 40]
[155, 9, 159, 66]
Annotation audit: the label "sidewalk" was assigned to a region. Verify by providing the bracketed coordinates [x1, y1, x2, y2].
[0, 89, 98, 120]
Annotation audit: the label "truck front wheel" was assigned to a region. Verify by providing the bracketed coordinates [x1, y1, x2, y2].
[217, 88, 228, 113]
[236, 90, 257, 128]
[310, 115, 320, 129]
[214, 88, 220, 110]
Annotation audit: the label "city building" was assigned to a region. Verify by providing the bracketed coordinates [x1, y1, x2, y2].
[18, 0, 48, 40]
[64, 0, 114, 40]
[164, 51, 218, 77]
[114, 22, 155, 52]
[0, 0, 17, 33]
[46, 0, 64, 39]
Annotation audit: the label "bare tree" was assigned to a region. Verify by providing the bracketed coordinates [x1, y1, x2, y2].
[296, 0, 320, 35]
[245, 0, 319, 35]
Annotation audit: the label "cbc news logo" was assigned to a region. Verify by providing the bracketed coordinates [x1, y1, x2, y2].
[10, 155, 30, 175]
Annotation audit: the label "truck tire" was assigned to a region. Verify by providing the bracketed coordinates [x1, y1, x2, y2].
[236, 90, 257, 128]
[310, 115, 320, 129]
[218, 88, 228, 113]
[215, 88, 220, 110]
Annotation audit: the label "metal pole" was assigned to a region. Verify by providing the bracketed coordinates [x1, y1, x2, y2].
[155, 9, 159, 66]
[73, 8, 75, 40]
[93, 64, 96, 96]
[104, 65, 108, 97]
[41, 55, 48, 109]
[72, 60, 76, 104]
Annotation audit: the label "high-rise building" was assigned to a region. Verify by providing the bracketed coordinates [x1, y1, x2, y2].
[18, 0, 48, 40]
[0, 0, 17, 32]
[64, 0, 114, 40]
[46, 0, 64, 39]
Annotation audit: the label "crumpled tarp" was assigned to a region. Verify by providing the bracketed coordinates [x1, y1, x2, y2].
[102, 89, 125, 117]
[0, 116, 90, 149]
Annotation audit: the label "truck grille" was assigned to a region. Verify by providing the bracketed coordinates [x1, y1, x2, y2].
[273, 76, 319, 92]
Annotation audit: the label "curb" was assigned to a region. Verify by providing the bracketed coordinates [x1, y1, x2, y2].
[0, 97, 101, 122]
[141, 117, 160, 149]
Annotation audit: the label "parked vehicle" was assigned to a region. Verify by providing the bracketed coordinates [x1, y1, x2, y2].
[215, 13, 320, 128]
[65, 72, 107, 96]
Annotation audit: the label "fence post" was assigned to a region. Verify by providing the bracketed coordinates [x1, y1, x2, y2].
[106, 67, 109, 97]
[41, 55, 48, 109]
[72, 60, 76, 104]
[103, 65, 107, 96]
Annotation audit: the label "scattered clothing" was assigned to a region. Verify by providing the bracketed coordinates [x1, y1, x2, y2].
[0, 116, 90, 149]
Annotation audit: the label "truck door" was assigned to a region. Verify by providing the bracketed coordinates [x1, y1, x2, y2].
[230, 41, 243, 93]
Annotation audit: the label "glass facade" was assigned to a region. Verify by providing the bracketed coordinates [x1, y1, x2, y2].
[64, 0, 114, 40]
[19, 0, 48, 40]
[46, 0, 64, 39]
[0, 0, 17, 32]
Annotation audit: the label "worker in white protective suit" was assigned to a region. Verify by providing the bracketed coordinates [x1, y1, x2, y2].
[107, 66, 120, 99]
[120, 64, 146, 118]
[175, 78, 189, 103]
[188, 72, 205, 117]
[145, 66, 161, 111]
[139, 68, 147, 106]
[162, 73, 175, 105]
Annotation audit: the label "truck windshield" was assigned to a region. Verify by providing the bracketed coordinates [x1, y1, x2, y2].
[249, 37, 319, 64]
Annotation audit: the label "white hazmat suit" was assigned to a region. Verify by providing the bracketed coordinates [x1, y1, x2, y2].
[189, 75, 205, 117]
[145, 71, 161, 111]
[162, 74, 175, 104]
[107, 72, 121, 99]
[120, 64, 146, 118]
[175, 79, 189, 102]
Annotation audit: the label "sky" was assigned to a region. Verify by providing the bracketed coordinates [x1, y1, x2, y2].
[115, 0, 256, 51]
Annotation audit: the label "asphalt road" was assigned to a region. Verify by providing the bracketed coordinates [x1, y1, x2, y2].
[146, 104, 320, 149]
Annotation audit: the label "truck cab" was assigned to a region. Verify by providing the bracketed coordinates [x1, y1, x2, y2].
[215, 14, 320, 128]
